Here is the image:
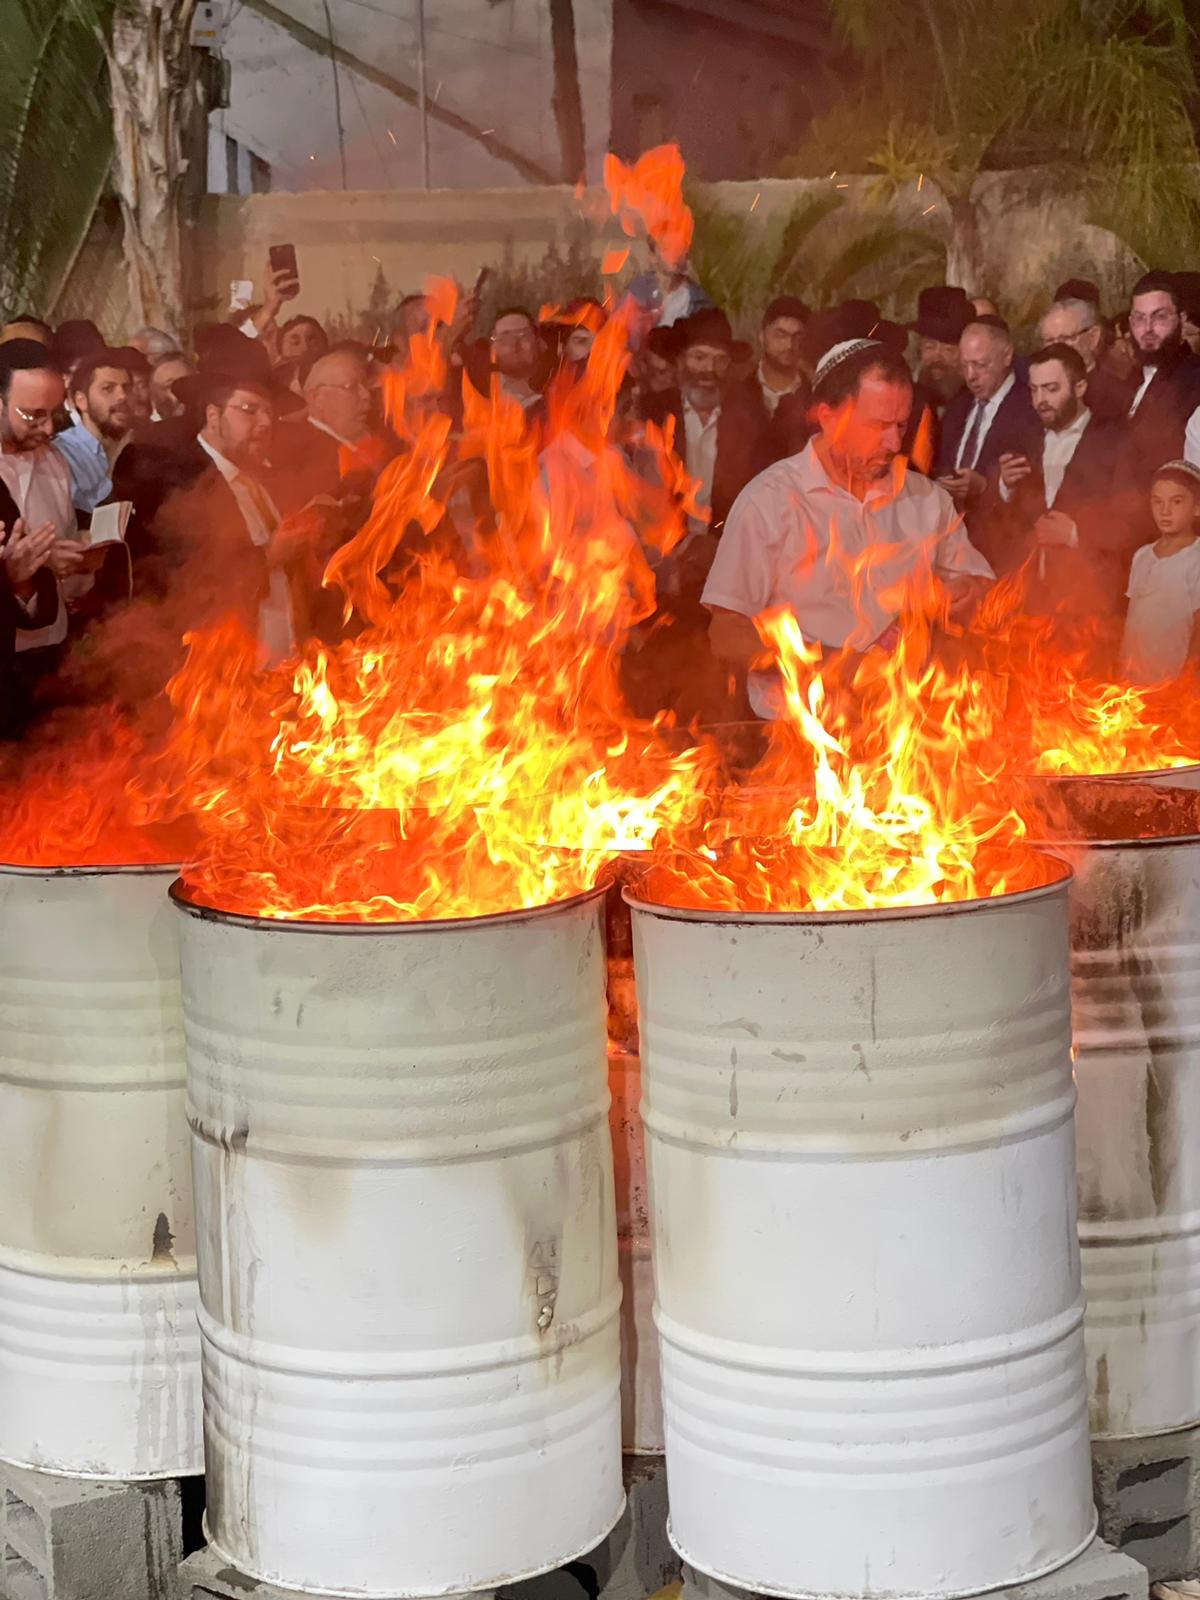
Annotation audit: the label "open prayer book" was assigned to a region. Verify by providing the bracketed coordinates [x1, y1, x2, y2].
[85, 501, 133, 546]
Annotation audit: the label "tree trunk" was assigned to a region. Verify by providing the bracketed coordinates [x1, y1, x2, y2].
[548, 0, 586, 185]
[104, 0, 200, 337]
[943, 191, 987, 295]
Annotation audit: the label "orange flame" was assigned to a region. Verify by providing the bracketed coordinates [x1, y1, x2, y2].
[140, 282, 712, 922]
[646, 584, 1053, 914]
[604, 144, 694, 271]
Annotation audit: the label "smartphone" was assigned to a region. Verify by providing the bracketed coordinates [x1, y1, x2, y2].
[269, 243, 300, 300]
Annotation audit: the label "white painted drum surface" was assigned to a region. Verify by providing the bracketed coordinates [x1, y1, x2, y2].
[174, 887, 623, 1599]
[628, 873, 1095, 1600]
[0, 865, 201, 1478]
[1058, 782, 1200, 1438]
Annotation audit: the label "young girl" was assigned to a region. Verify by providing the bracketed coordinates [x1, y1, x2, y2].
[1120, 460, 1200, 682]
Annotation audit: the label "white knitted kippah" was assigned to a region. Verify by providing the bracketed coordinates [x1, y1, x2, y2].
[1156, 459, 1200, 486]
[812, 337, 882, 392]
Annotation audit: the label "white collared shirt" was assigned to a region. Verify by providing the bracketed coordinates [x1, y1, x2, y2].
[196, 433, 294, 662]
[757, 363, 800, 418]
[307, 415, 354, 449]
[1185, 403, 1200, 468]
[0, 444, 76, 651]
[702, 440, 994, 717]
[999, 407, 1092, 507]
[1129, 365, 1157, 416]
[683, 400, 719, 537]
[956, 372, 1015, 469]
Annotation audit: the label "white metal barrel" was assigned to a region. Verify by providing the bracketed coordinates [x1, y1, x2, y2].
[174, 886, 623, 1599]
[1057, 782, 1200, 1438]
[628, 871, 1095, 1600]
[0, 865, 202, 1478]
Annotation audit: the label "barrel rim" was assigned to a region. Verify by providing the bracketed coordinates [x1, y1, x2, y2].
[168, 877, 607, 933]
[0, 860, 179, 879]
[623, 853, 1072, 926]
[1036, 760, 1200, 786]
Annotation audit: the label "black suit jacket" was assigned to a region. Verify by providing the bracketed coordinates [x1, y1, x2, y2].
[1116, 346, 1200, 491]
[642, 386, 773, 537]
[936, 378, 1041, 480]
[733, 373, 812, 465]
[985, 417, 1134, 614]
[0, 479, 60, 737]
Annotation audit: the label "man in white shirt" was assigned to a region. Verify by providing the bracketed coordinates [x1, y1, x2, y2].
[704, 339, 993, 718]
[0, 341, 93, 658]
[992, 343, 1126, 620]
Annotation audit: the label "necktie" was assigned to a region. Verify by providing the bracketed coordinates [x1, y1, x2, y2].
[959, 400, 986, 470]
[237, 472, 278, 546]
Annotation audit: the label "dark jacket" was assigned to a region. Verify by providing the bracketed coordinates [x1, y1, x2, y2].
[936, 376, 1041, 480]
[1116, 345, 1200, 491]
[641, 385, 773, 538]
[733, 372, 812, 465]
[269, 416, 343, 515]
[1083, 363, 1133, 426]
[984, 417, 1133, 614]
[0, 480, 60, 737]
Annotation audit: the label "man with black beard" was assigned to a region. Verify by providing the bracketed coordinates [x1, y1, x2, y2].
[991, 343, 1125, 619]
[1118, 272, 1200, 490]
[641, 309, 770, 546]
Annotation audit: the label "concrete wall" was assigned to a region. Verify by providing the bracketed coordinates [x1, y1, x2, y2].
[211, 0, 614, 193]
[191, 171, 1144, 336]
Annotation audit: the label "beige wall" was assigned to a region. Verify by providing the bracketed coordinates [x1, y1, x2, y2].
[60, 171, 1145, 343]
[194, 183, 626, 328]
[192, 171, 1143, 336]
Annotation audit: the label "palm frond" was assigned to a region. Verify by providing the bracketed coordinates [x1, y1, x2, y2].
[0, 0, 114, 318]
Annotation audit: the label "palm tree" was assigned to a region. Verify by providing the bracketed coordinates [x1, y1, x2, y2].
[105, 0, 200, 336]
[789, 0, 1200, 291]
[0, 0, 199, 333]
[0, 0, 113, 319]
[687, 188, 945, 333]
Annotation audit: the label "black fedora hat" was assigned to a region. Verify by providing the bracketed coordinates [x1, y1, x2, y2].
[174, 325, 304, 414]
[909, 286, 973, 343]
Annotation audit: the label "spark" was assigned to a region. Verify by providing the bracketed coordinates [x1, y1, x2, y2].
[917, 172, 925, 192]
[828, 169, 838, 179]
[835, 182, 849, 189]
[750, 192, 761, 213]
[386, 129, 397, 145]
[480, 128, 496, 136]
[921, 203, 937, 216]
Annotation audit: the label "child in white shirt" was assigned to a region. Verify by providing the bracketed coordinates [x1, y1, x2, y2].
[1120, 460, 1200, 682]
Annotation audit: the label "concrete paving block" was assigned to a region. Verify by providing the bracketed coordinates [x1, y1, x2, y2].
[0, 1462, 182, 1600]
[1094, 1428, 1200, 1582]
[681, 1539, 1147, 1600]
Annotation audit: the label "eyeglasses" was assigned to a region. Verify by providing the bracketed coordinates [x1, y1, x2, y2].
[223, 400, 275, 423]
[312, 380, 371, 396]
[11, 405, 55, 426]
[1130, 309, 1179, 330]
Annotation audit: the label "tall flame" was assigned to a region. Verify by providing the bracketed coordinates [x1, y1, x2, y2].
[140, 282, 712, 921]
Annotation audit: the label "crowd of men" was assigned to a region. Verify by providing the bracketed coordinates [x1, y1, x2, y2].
[4, 253, 1200, 741]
